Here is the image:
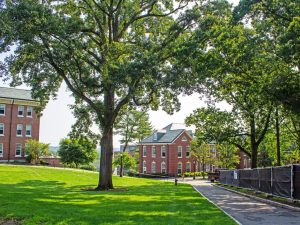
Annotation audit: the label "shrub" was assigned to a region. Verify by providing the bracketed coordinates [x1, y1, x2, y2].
[80, 164, 96, 171]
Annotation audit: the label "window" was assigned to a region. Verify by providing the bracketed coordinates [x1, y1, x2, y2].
[182, 136, 187, 141]
[26, 106, 33, 117]
[16, 144, 22, 157]
[0, 143, 3, 157]
[26, 125, 32, 137]
[143, 146, 147, 157]
[18, 106, 24, 117]
[186, 162, 191, 172]
[17, 124, 23, 137]
[212, 145, 217, 158]
[161, 162, 166, 174]
[151, 161, 156, 173]
[0, 123, 4, 136]
[161, 146, 166, 158]
[151, 146, 156, 158]
[178, 162, 182, 174]
[0, 104, 5, 116]
[177, 146, 182, 158]
[186, 146, 190, 158]
[143, 161, 147, 174]
[153, 131, 157, 141]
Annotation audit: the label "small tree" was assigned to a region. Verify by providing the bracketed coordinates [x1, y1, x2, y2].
[58, 137, 97, 168]
[216, 144, 239, 169]
[114, 152, 136, 175]
[25, 140, 50, 164]
[190, 138, 215, 179]
[115, 108, 152, 177]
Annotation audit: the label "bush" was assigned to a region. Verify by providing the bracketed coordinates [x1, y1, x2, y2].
[80, 164, 96, 171]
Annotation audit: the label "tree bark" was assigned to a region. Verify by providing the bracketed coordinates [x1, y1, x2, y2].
[275, 108, 281, 166]
[120, 154, 123, 177]
[96, 126, 114, 190]
[96, 90, 115, 190]
[250, 116, 258, 168]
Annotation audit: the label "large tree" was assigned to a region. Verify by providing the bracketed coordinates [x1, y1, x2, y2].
[0, 0, 196, 189]
[233, 0, 300, 114]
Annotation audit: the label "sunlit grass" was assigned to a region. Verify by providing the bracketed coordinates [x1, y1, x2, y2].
[0, 165, 236, 225]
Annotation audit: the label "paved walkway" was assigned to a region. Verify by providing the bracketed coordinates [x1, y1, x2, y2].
[185, 179, 300, 225]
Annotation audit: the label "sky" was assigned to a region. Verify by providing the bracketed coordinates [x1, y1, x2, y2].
[0, 0, 238, 148]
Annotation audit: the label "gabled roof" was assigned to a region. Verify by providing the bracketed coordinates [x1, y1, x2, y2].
[139, 123, 193, 144]
[0, 87, 34, 101]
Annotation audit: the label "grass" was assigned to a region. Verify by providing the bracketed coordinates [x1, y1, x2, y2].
[0, 165, 236, 225]
[215, 183, 300, 208]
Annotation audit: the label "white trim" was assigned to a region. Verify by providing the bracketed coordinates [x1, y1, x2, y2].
[142, 146, 147, 157]
[161, 146, 166, 158]
[177, 146, 182, 158]
[138, 143, 173, 145]
[0, 104, 5, 116]
[26, 106, 33, 118]
[0, 123, 4, 136]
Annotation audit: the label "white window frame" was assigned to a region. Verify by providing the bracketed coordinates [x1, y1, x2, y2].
[161, 146, 166, 158]
[186, 162, 191, 172]
[26, 124, 32, 137]
[18, 106, 24, 117]
[26, 106, 33, 117]
[182, 136, 187, 141]
[0, 143, 3, 157]
[178, 162, 182, 175]
[15, 143, 22, 157]
[0, 123, 4, 136]
[0, 104, 5, 116]
[186, 146, 190, 158]
[177, 146, 182, 158]
[16, 124, 23, 137]
[161, 161, 166, 174]
[151, 146, 156, 158]
[142, 146, 147, 157]
[143, 161, 147, 174]
[151, 161, 156, 173]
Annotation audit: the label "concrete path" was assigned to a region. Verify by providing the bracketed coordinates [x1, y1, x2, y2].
[187, 179, 300, 225]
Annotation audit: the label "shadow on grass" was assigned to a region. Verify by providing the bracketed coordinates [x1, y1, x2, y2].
[0, 179, 236, 225]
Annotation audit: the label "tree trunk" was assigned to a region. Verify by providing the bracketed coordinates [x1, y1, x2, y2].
[97, 126, 114, 190]
[96, 89, 115, 190]
[275, 108, 281, 166]
[250, 117, 258, 168]
[119, 154, 123, 177]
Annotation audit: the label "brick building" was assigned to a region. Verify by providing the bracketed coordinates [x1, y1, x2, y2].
[0, 87, 40, 162]
[139, 123, 199, 176]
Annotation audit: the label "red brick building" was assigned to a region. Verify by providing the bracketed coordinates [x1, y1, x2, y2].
[0, 87, 40, 162]
[138, 123, 200, 176]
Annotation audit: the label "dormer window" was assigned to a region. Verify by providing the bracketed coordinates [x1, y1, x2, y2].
[153, 131, 157, 141]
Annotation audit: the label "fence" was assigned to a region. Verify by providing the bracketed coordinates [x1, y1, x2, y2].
[219, 164, 300, 200]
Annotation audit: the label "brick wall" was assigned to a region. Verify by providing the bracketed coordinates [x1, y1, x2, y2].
[139, 130, 197, 176]
[0, 103, 40, 161]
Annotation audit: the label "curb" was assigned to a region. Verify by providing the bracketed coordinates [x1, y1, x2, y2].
[192, 186, 241, 225]
[214, 184, 300, 212]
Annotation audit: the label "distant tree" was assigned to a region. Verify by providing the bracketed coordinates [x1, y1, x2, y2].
[216, 144, 239, 170]
[115, 107, 152, 177]
[114, 152, 136, 174]
[190, 138, 215, 178]
[58, 137, 97, 168]
[25, 140, 50, 164]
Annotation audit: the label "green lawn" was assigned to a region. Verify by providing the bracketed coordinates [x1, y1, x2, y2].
[0, 165, 236, 225]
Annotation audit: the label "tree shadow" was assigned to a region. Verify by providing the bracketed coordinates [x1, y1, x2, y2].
[0, 179, 235, 225]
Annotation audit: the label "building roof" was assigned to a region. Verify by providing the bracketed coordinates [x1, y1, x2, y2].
[0, 87, 35, 101]
[139, 123, 193, 144]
